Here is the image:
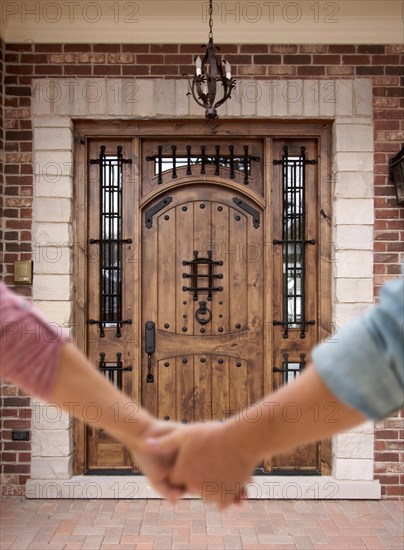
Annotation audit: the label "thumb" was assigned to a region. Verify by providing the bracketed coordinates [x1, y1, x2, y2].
[146, 428, 185, 455]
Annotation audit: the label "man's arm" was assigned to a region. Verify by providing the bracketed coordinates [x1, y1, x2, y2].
[149, 363, 366, 508]
[225, 362, 367, 465]
[149, 275, 403, 507]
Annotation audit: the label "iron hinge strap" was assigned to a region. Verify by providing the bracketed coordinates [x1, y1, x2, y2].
[145, 196, 173, 228]
[232, 197, 260, 228]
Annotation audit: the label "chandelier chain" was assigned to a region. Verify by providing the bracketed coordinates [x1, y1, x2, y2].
[208, 0, 214, 40]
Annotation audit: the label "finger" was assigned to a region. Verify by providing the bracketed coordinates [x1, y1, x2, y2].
[240, 488, 247, 500]
[153, 479, 186, 503]
[235, 486, 248, 506]
[145, 429, 185, 455]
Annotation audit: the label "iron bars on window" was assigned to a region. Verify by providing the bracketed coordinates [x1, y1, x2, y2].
[89, 146, 132, 337]
[146, 144, 260, 185]
[273, 146, 316, 339]
[273, 353, 306, 385]
[98, 352, 133, 391]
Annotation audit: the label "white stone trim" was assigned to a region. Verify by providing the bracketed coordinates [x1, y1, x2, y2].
[28, 77, 379, 499]
[26, 475, 381, 500]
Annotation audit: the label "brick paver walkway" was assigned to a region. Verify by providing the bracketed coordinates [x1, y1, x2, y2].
[0, 497, 402, 549]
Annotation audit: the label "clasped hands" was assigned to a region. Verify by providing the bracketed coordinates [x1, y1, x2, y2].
[134, 415, 262, 509]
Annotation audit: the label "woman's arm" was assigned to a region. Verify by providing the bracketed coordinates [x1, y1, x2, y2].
[52, 342, 184, 500]
[52, 342, 154, 452]
[0, 284, 183, 500]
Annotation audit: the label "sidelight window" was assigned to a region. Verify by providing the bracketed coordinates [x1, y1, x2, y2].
[89, 145, 132, 337]
[273, 146, 316, 339]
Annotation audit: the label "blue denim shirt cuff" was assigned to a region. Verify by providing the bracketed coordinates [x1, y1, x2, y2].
[312, 275, 404, 421]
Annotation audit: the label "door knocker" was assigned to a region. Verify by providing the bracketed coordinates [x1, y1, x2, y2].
[195, 301, 212, 325]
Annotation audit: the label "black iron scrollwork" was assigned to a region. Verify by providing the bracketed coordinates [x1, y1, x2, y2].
[98, 352, 132, 390]
[182, 250, 223, 301]
[145, 196, 173, 229]
[146, 144, 260, 185]
[232, 197, 260, 228]
[273, 353, 306, 385]
[88, 145, 132, 338]
[89, 318, 132, 339]
[272, 146, 316, 339]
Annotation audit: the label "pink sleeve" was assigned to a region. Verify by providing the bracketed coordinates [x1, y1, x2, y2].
[0, 283, 70, 401]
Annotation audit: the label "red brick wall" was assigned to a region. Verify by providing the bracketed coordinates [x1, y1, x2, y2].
[1, 38, 4, 274]
[1, 42, 403, 498]
[375, 417, 404, 498]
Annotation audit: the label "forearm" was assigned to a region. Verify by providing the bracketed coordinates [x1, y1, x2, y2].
[229, 363, 366, 463]
[51, 343, 154, 452]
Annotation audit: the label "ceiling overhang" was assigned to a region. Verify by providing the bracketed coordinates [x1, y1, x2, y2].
[1, 1, 402, 44]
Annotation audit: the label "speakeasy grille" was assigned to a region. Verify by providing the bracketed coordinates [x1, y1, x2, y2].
[89, 146, 132, 337]
[273, 146, 316, 339]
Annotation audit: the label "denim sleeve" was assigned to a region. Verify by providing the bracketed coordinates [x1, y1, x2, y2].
[312, 275, 404, 421]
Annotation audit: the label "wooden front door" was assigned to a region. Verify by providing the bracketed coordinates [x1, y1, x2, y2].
[73, 121, 332, 475]
[141, 139, 264, 436]
[141, 168, 264, 427]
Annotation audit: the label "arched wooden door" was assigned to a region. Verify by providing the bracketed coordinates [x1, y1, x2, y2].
[141, 183, 264, 426]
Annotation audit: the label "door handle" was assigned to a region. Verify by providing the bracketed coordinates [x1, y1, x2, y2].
[145, 321, 155, 383]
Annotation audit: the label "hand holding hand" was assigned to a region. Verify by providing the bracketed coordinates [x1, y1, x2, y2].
[145, 419, 260, 509]
[133, 420, 187, 502]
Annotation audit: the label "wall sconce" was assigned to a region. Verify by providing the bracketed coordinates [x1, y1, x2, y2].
[184, 0, 237, 119]
[389, 146, 404, 206]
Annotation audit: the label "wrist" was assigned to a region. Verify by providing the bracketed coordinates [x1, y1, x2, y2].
[226, 405, 270, 465]
[109, 403, 155, 453]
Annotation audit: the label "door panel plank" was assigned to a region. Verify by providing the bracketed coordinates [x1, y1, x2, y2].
[211, 355, 230, 421]
[193, 199, 213, 337]
[141, 195, 159, 419]
[157, 207, 176, 333]
[158, 357, 176, 422]
[229, 209, 248, 336]
[211, 202, 229, 336]
[246, 216, 264, 408]
[194, 354, 212, 421]
[176, 202, 195, 337]
[176, 355, 195, 424]
[229, 358, 248, 417]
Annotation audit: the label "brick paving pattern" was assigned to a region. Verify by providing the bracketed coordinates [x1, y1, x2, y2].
[0, 498, 403, 549]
